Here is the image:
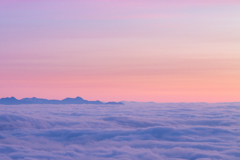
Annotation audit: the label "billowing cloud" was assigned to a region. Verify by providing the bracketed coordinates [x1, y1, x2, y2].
[0, 102, 239, 159]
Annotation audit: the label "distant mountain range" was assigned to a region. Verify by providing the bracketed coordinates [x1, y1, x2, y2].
[0, 97, 124, 105]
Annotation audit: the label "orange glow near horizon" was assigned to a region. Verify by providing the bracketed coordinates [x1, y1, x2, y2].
[1, 69, 239, 102]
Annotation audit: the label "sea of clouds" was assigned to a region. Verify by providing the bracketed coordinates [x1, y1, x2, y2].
[0, 102, 239, 160]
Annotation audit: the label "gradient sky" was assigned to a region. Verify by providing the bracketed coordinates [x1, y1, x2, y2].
[0, 0, 239, 102]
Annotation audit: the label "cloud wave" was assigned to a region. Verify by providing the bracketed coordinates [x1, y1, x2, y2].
[0, 102, 239, 159]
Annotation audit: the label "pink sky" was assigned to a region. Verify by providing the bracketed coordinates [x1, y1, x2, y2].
[0, 1, 239, 102]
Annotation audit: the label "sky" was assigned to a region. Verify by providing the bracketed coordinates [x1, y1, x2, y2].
[0, 0, 239, 102]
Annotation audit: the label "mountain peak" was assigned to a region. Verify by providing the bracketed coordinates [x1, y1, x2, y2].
[0, 97, 124, 105]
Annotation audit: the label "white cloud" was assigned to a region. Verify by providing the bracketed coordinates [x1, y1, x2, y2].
[0, 102, 239, 159]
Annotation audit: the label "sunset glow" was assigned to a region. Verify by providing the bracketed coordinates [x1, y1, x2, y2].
[0, 0, 239, 102]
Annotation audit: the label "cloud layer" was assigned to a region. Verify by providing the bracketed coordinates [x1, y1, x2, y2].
[0, 102, 239, 159]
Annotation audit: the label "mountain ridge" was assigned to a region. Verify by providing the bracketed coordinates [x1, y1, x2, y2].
[0, 97, 124, 105]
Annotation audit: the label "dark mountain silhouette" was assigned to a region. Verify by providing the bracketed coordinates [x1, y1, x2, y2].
[21, 97, 60, 104]
[0, 97, 22, 105]
[60, 97, 103, 104]
[0, 97, 124, 105]
[105, 101, 124, 105]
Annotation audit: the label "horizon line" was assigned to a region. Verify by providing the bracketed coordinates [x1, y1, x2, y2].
[0, 96, 239, 104]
